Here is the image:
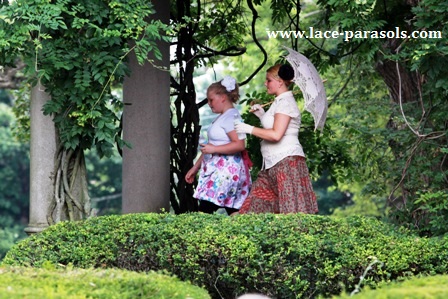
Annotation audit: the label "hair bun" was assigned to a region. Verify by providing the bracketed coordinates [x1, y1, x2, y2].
[278, 64, 295, 81]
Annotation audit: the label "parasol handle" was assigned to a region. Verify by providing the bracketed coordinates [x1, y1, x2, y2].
[249, 101, 274, 113]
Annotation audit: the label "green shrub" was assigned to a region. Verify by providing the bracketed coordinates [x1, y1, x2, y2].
[2, 213, 448, 298]
[333, 275, 448, 299]
[0, 266, 210, 299]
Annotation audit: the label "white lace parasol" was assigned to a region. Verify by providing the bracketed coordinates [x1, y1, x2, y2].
[284, 47, 328, 131]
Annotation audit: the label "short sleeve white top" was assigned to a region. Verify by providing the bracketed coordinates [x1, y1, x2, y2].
[259, 91, 305, 169]
[208, 108, 245, 145]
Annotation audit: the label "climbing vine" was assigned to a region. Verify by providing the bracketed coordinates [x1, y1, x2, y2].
[0, 0, 169, 222]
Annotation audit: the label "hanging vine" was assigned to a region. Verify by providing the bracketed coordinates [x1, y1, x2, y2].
[0, 0, 169, 223]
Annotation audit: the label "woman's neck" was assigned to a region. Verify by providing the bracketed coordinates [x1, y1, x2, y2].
[275, 87, 290, 97]
[221, 103, 234, 113]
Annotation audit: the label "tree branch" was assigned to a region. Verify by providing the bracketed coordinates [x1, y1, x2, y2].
[239, 0, 268, 86]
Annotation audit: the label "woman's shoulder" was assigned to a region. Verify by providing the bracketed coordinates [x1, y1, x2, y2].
[226, 107, 239, 114]
[222, 107, 239, 119]
[278, 91, 294, 98]
[275, 91, 295, 102]
[273, 91, 300, 116]
[218, 108, 239, 124]
[276, 92, 296, 105]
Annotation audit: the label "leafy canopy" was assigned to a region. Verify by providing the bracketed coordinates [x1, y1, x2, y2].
[0, 0, 170, 157]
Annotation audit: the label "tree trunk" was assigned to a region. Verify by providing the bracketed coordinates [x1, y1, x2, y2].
[47, 145, 92, 224]
[375, 34, 420, 102]
[169, 0, 201, 214]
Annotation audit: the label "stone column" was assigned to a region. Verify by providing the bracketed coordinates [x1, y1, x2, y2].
[122, 1, 170, 214]
[25, 82, 56, 234]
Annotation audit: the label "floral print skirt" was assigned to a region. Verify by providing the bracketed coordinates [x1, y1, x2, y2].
[239, 155, 318, 214]
[194, 152, 251, 209]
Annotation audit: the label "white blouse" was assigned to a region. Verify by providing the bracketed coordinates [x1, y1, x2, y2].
[259, 91, 305, 169]
[208, 108, 245, 146]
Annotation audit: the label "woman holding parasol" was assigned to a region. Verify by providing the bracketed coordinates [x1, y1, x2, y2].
[234, 63, 319, 214]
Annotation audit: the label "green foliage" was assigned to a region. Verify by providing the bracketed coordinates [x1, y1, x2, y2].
[195, 1, 247, 53]
[315, 0, 389, 65]
[0, 266, 211, 299]
[0, 90, 122, 227]
[333, 275, 448, 299]
[9, 87, 31, 142]
[324, 63, 393, 217]
[171, 0, 248, 67]
[0, 226, 26, 262]
[3, 213, 448, 298]
[313, 171, 353, 215]
[85, 148, 122, 215]
[0, 0, 169, 157]
[222, 1, 288, 90]
[0, 103, 29, 227]
[394, 191, 448, 237]
[384, 0, 448, 233]
[0, 90, 11, 105]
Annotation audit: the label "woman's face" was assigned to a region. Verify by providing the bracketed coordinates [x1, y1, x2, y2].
[207, 91, 226, 113]
[264, 73, 283, 95]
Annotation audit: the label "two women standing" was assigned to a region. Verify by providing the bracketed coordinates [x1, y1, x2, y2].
[186, 65, 318, 215]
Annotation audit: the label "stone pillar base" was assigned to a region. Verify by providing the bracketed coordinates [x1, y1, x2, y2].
[24, 223, 49, 235]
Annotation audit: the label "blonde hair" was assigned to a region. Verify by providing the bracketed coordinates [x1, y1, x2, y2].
[266, 64, 294, 87]
[207, 80, 240, 103]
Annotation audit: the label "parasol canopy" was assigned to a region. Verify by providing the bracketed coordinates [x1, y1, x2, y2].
[284, 47, 328, 131]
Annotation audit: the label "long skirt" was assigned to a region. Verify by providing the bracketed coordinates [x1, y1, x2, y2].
[239, 155, 318, 214]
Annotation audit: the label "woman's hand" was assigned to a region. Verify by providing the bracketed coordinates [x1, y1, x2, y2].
[185, 163, 200, 184]
[250, 104, 265, 119]
[235, 122, 254, 135]
[200, 143, 215, 155]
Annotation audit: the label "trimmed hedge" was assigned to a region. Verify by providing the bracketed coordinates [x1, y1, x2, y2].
[0, 266, 211, 299]
[3, 213, 448, 298]
[334, 275, 448, 298]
